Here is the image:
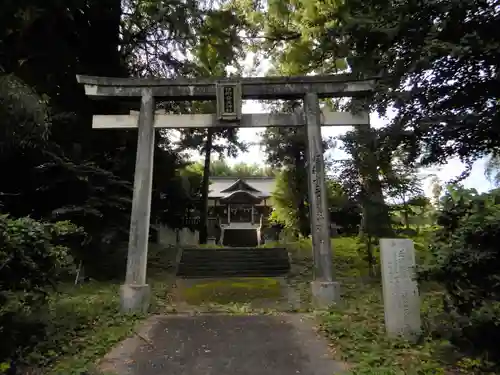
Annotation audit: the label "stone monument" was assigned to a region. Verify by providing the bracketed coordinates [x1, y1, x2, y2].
[380, 238, 421, 340]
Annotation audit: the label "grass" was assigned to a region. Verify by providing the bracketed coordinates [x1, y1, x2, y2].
[20, 243, 180, 375]
[278, 236, 490, 375]
[319, 282, 453, 375]
[43, 282, 144, 375]
[42, 275, 178, 375]
[195, 243, 225, 249]
[168, 277, 293, 314]
[26, 234, 484, 374]
[178, 278, 283, 305]
[261, 237, 372, 308]
[34, 242, 297, 372]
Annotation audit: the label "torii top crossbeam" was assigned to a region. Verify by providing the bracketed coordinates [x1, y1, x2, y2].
[76, 74, 375, 100]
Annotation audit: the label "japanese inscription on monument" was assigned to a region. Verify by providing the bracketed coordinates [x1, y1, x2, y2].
[380, 239, 421, 340]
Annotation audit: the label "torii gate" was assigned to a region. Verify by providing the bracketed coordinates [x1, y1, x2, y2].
[76, 74, 374, 312]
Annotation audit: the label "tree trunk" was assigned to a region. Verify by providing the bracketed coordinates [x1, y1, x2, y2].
[199, 128, 214, 244]
[403, 203, 410, 229]
[298, 197, 310, 237]
[294, 146, 310, 238]
[366, 235, 375, 277]
[358, 126, 394, 238]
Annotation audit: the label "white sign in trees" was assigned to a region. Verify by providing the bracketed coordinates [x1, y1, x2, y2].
[380, 239, 421, 340]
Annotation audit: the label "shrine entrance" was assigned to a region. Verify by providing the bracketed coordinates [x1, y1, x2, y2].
[228, 204, 253, 223]
[76, 73, 374, 312]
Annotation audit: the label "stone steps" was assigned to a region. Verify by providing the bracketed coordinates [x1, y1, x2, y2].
[176, 247, 291, 278]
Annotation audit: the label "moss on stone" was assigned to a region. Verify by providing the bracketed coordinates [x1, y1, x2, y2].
[179, 278, 283, 305]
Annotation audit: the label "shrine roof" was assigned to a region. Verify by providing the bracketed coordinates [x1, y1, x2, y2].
[208, 177, 275, 199]
[219, 190, 263, 204]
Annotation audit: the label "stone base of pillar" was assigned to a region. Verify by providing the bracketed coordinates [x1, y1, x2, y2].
[220, 228, 225, 246]
[120, 284, 151, 313]
[310, 281, 341, 309]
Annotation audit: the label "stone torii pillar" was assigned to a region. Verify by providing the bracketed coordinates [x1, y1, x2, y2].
[121, 89, 156, 312]
[304, 93, 339, 306]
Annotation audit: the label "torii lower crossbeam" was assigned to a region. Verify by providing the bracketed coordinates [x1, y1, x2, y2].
[92, 111, 369, 129]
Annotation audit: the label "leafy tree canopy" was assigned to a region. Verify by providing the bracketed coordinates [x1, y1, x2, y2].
[232, 0, 499, 170]
[485, 155, 500, 187]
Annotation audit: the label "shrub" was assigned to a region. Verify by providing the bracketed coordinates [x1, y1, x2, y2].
[0, 215, 83, 373]
[420, 187, 500, 367]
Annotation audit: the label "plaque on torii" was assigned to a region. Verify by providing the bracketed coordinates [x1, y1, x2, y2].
[216, 82, 242, 122]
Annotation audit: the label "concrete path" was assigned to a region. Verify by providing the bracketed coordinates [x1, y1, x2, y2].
[99, 314, 348, 375]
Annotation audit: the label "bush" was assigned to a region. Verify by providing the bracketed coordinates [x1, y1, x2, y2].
[0, 215, 83, 373]
[420, 187, 500, 367]
[82, 242, 128, 281]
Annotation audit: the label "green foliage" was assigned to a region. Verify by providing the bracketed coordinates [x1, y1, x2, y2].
[275, 237, 371, 284]
[177, 278, 283, 306]
[269, 169, 308, 235]
[0, 73, 49, 153]
[320, 283, 448, 375]
[0, 216, 81, 291]
[227, 162, 275, 177]
[327, 179, 362, 235]
[241, 0, 495, 164]
[384, 158, 424, 204]
[0, 240, 176, 374]
[335, 0, 500, 164]
[270, 171, 361, 236]
[0, 215, 83, 373]
[176, 6, 251, 244]
[186, 159, 275, 177]
[339, 128, 394, 240]
[485, 155, 500, 187]
[334, 129, 395, 274]
[122, 0, 204, 76]
[260, 120, 310, 239]
[262, 106, 336, 237]
[280, 235, 464, 374]
[34, 283, 142, 375]
[421, 186, 500, 369]
[389, 195, 435, 233]
[233, 0, 347, 75]
[0, 0, 224, 272]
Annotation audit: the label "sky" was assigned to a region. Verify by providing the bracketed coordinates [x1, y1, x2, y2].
[188, 55, 495, 197]
[193, 100, 493, 196]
